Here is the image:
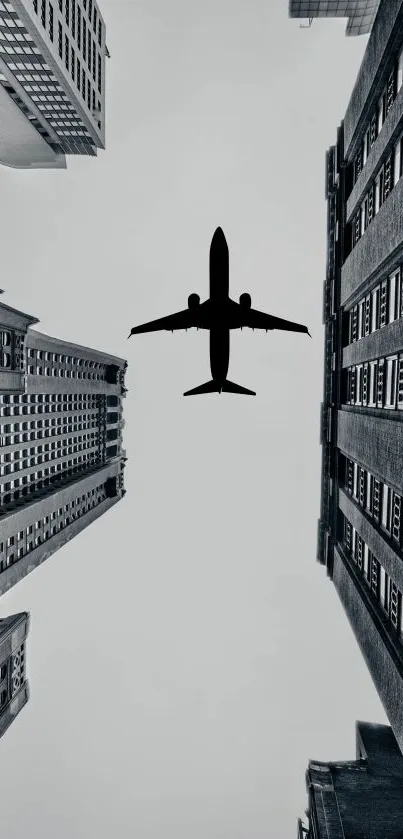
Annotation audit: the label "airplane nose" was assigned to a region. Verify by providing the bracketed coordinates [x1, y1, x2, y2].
[214, 226, 225, 239]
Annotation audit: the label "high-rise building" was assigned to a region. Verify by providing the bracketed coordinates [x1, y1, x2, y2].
[0, 298, 127, 594]
[298, 722, 403, 839]
[0, 0, 107, 169]
[318, 0, 403, 753]
[0, 612, 29, 739]
[289, 0, 380, 36]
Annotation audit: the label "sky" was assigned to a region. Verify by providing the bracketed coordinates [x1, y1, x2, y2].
[0, 2, 389, 837]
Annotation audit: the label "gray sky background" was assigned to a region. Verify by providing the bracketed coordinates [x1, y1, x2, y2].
[0, 2, 388, 837]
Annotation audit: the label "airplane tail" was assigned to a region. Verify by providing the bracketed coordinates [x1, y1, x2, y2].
[222, 379, 256, 396]
[183, 379, 256, 396]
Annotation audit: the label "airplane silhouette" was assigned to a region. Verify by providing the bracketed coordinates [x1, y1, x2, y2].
[128, 227, 311, 396]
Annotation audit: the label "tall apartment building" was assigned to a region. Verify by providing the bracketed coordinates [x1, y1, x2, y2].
[318, 0, 403, 754]
[0, 612, 29, 739]
[298, 722, 403, 839]
[0, 0, 107, 169]
[289, 0, 380, 36]
[0, 298, 127, 594]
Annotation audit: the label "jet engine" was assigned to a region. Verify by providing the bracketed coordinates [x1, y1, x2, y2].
[188, 293, 200, 310]
[239, 293, 252, 308]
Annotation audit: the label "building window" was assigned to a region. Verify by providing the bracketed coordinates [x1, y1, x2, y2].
[366, 472, 373, 514]
[388, 270, 400, 322]
[65, 0, 69, 24]
[373, 479, 381, 522]
[380, 565, 390, 613]
[386, 67, 397, 116]
[363, 544, 370, 582]
[71, 45, 75, 80]
[41, 0, 46, 28]
[364, 296, 371, 336]
[49, 2, 53, 40]
[58, 21, 62, 58]
[392, 492, 402, 544]
[378, 91, 386, 135]
[358, 300, 364, 338]
[349, 367, 356, 404]
[355, 364, 363, 405]
[350, 306, 358, 342]
[394, 136, 402, 186]
[346, 458, 354, 494]
[354, 146, 363, 182]
[375, 174, 381, 213]
[385, 356, 398, 408]
[353, 461, 359, 500]
[353, 211, 361, 246]
[371, 286, 380, 332]
[363, 128, 370, 166]
[371, 555, 380, 597]
[82, 17, 86, 59]
[98, 18, 101, 46]
[398, 356, 403, 408]
[34, 0, 38, 13]
[377, 359, 385, 406]
[345, 518, 352, 553]
[358, 466, 366, 506]
[390, 582, 401, 631]
[380, 280, 388, 327]
[77, 5, 81, 48]
[65, 33, 69, 69]
[383, 154, 393, 201]
[97, 51, 101, 93]
[362, 363, 368, 405]
[382, 483, 392, 532]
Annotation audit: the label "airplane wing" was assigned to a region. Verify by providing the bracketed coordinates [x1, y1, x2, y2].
[241, 307, 311, 336]
[128, 308, 198, 337]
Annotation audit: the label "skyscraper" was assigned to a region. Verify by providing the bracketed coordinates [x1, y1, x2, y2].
[0, 612, 29, 739]
[298, 722, 403, 839]
[0, 0, 107, 169]
[0, 297, 127, 594]
[288, 0, 380, 36]
[318, 0, 403, 753]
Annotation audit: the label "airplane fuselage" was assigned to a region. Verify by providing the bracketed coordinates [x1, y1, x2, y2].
[209, 228, 230, 388]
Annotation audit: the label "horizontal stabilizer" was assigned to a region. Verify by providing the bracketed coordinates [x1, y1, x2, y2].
[222, 379, 256, 396]
[184, 379, 219, 396]
[183, 379, 256, 396]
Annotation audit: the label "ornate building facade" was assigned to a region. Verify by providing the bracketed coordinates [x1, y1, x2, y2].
[0, 297, 127, 594]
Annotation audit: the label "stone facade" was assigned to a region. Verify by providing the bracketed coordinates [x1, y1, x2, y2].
[0, 298, 127, 594]
[298, 723, 403, 839]
[318, 0, 403, 756]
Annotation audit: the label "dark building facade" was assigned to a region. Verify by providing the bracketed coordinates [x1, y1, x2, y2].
[0, 297, 127, 594]
[318, 0, 403, 753]
[298, 722, 403, 839]
[0, 612, 29, 739]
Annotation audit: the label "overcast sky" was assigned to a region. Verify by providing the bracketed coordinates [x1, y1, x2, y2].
[0, 2, 388, 837]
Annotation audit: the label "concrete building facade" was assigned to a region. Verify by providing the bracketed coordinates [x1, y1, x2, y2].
[0, 0, 107, 168]
[289, 0, 380, 36]
[0, 612, 29, 739]
[298, 722, 403, 839]
[0, 298, 127, 594]
[318, 0, 403, 754]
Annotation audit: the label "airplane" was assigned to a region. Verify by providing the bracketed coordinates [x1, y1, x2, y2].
[128, 227, 311, 396]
